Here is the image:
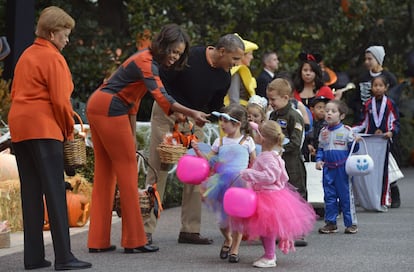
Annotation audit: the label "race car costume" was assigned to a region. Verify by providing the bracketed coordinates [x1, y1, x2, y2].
[316, 123, 358, 228]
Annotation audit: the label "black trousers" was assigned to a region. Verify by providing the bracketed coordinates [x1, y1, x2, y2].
[13, 139, 75, 266]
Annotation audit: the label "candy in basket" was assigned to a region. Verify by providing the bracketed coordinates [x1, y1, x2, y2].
[157, 119, 197, 164]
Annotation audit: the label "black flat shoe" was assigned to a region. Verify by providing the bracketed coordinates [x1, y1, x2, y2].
[294, 238, 308, 247]
[228, 253, 240, 263]
[219, 245, 231, 259]
[124, 245, 159, 253]
[89, 245, 116, 253]
[55, 259, 92, 271]
[25, 259, 51, 270]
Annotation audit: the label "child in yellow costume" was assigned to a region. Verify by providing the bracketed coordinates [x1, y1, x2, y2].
[224, 34, 259, 106]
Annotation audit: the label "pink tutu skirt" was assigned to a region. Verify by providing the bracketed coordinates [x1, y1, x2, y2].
[231, 186, 317, 241]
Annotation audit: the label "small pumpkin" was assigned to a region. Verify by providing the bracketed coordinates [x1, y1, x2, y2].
[66, 191, 90, 227]
[0, 153, 19, 182]
[43, 191, 90, 230]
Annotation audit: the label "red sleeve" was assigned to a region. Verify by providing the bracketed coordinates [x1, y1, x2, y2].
[293, 90, 301, 101]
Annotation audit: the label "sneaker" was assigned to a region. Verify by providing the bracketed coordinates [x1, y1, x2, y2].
[344, 225, 358, 234]
[318, 223, 338, 234]
[253, 257, 276, 268]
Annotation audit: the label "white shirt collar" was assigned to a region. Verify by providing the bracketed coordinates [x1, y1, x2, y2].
[264, 68, 274, 78]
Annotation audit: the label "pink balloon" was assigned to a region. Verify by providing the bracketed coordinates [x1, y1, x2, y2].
[176, 155, 210, 184]
[223, 187, 257, 218]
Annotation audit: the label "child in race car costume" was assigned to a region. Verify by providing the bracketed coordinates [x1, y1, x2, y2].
[316, 100, 361, 234]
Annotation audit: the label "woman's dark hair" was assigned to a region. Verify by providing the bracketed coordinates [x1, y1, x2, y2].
[150, 24, 190, 70]
[293, 59, 324, 94]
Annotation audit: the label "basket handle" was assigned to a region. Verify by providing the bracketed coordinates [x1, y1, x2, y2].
[348, 136, 368, 157]
[73, 111, 85, 137]
[136, 150, 158, 184]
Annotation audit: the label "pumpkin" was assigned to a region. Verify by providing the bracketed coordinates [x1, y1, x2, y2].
[0, 153, 19, 182]
[43, 191, 90, 230]
[66, 191, 90, 227]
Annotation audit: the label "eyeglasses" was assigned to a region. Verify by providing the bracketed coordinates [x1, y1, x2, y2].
[211, 111, 240, 123]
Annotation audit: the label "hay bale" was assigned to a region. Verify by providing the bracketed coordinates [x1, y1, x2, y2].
[0, 174, 92, 232]
[0, 179, 23, 232]
[65, 174, 93, 202]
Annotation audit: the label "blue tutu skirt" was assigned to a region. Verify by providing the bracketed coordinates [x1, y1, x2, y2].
[202, 144, 249, 228]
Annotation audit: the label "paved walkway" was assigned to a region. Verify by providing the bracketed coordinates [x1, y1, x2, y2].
[1, 169, 414, 271]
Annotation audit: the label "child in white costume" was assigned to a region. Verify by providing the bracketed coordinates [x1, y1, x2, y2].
[192, 104, 255, 264]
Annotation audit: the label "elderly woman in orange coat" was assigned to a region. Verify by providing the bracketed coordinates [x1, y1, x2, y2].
[8, 6, 92, 270]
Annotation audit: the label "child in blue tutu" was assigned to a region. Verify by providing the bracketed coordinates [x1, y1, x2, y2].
[231, 120, 317, 268]
[192, 104, 256, 263]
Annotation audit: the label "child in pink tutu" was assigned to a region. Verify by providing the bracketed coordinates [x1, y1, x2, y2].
[232, 120, 317, 268]
[192, 104, 256, 264]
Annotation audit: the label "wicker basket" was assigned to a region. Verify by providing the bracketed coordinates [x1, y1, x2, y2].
[113, 152, 162, 220]
[0, 231, 10, 248]
[139, 190, 152, 218]
[63, 112, 86, 169]
[114, 189, 154, 218]
[157, 143, 187, 164]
